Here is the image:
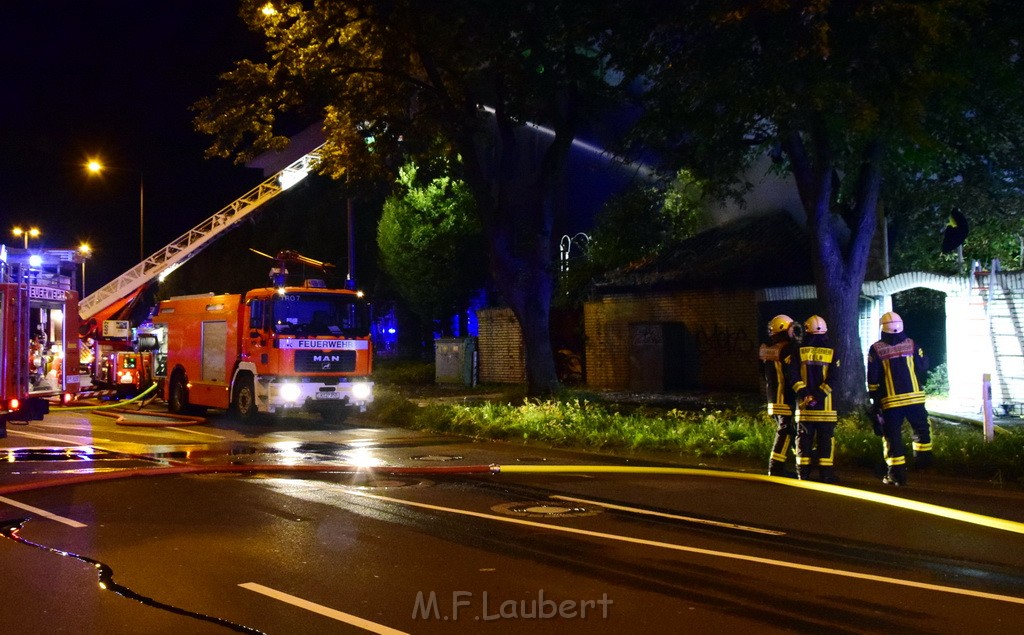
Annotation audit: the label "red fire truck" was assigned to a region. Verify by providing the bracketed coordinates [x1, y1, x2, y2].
[151, 268, 373, 423]
[1, 247, 81, 436]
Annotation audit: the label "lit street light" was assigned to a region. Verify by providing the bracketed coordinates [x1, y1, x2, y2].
[12, 226, 41, 249]
[78, 242, 92, 296]
[86, 159, 145, 262]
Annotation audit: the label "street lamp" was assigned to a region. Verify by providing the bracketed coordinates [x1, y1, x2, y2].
[78, 243, 92, 296]
[86, 159, 144, 262]
[12, 226, 41, 249]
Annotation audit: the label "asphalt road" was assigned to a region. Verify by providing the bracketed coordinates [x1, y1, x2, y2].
[2, 405, 1024, 634]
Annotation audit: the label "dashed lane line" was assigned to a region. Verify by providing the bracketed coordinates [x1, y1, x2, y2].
[550, 494, 785, 535]
[239, 582, 409, 634]
[347, 489, 1024, 606]
[166, 427, 225, 438]
[5, 430, 112, 445]
[0, 495, 86, 528]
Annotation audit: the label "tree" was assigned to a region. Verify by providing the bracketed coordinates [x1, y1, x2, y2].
[885, 169, 1024, 275]
[626, 1, 1024, 410]
[557, 168, 710, 308]
[377, 162, 486, 333]
[195, 0, 635, 396]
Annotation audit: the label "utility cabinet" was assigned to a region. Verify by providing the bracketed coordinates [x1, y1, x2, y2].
[435, 337, 478, 386]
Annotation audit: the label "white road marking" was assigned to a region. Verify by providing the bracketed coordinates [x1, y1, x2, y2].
[0, 495, 86, 528]
[551, 494, 786, 535]
[28, 422, 94, 431]
[6, 430, 110, 445]
[31, 419, 223, 439]
[166, 427, 224, 438]
[239, 582, 409, 634]
[346, 490, 1024, 606]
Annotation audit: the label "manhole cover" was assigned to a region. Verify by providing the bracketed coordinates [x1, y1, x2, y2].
[491, 501, 603, 518]
[410, 454, 464, 462]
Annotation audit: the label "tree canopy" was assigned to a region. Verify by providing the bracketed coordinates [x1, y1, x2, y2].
[194, 1, 1024, 406]
[626, 0, 1024, 408]
[557, 169, 711, 308]
[196, 0, 638, 396]
[377, 162, 485, 330]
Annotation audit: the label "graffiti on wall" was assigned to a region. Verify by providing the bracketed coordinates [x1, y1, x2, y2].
[693, 324, 756, 355]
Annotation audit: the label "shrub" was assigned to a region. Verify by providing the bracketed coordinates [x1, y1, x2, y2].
[924, 362, 949, 396]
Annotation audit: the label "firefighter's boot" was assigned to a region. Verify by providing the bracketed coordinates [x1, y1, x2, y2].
[882, 465, 908, 487]
[797, 465, 814, 481]
[768, 460, 795, 478]
[818, 466, 839, 484]
[914, 451, 934, 470]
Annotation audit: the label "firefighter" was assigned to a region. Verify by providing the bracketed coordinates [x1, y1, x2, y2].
[867, 311, 932, 487]
[788, 315, 840, 483]
[758, 314, 798, 477]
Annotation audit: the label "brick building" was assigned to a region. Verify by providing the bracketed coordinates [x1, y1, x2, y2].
[474, 213, 1024, 413]
[583, 213, 816, 393]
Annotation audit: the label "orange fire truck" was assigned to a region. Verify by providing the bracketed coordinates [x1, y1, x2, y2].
[151, 267, 373, 423]
[1, 247, 81, 436]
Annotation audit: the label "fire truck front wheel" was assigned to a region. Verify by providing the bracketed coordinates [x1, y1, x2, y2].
[232, 375, 259, 422]
[168, 372, 191, 415]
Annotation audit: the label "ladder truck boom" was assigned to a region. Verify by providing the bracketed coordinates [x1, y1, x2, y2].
[78, 144, 324, 320]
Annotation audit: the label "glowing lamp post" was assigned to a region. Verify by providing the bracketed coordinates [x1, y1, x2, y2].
[12, 226, 41, 250]
[78, 243, 92, 296]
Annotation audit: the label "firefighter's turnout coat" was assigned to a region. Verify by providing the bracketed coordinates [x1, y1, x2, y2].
[866, 332, 928, 410]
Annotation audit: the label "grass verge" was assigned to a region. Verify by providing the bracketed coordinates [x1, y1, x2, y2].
[369, 359, 1024, 485]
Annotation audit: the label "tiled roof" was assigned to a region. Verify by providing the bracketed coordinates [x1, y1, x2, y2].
[595, 212, 815, 292]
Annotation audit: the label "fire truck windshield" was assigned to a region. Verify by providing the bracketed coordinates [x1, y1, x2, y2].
[271, 293, 370, 337]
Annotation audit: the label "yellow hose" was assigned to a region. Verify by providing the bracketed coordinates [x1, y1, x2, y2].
[53, 381, 159, 411]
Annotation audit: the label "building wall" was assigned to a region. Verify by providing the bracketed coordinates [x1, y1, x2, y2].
[945, 271, 1024, 410]
[475, 270, 1024, 407]
[584, 290, 761, 392]
[476, 307, 526, 383]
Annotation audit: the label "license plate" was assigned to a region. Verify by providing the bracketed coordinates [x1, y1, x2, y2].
[317, 392, 341, 399]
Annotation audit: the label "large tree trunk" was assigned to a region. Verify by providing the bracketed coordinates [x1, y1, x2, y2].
[816, 258, 869, 411]
[491, 241, 561, 397]
[784, 131, 882, 413]
[457, 102, 573, 398]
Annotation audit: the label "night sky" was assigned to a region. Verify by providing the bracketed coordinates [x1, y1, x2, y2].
[2, 2, 667, 299]
[3, 2, 267, 292]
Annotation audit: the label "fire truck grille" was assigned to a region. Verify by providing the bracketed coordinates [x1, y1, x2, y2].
[294, 350, 357, 372]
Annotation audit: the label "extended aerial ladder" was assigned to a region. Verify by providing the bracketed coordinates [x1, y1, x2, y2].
[78, 144, 325, 320]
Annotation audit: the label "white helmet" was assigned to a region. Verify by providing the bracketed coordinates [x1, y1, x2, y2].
[768, 314, 794, 337]
[880, 311, 904, 334]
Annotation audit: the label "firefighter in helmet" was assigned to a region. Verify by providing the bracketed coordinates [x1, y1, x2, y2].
[867, 311, 932, 486]
[758, 314, 798, 477]
[787, 315, 841, 483]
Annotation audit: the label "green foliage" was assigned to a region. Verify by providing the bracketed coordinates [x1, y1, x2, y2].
[621, 1, 1024, 410]
[377, 162, 486, 327]
[557, 169, 711, 307]
[196, 0, 643, 396]
[924, 362, 949, 396]
[372, 358, 437, 385]
[366, 388, 421, 428]
[886, 174, 1024, 275]
[382, 394, 1024, 484]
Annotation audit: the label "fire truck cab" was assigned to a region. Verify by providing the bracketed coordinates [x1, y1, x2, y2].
[1, 246, 81, 436]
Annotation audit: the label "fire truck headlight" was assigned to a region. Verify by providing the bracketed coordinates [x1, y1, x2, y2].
[280, 383, 302, 402]
[351, 382, 372, 401]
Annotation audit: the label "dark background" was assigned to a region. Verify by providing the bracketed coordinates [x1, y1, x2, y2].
[2, 2, 269, 292]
